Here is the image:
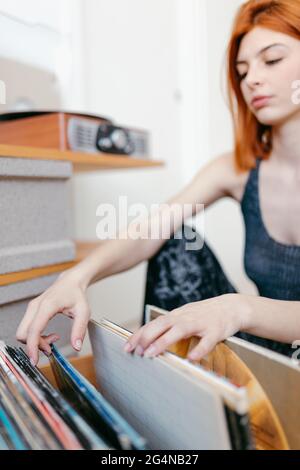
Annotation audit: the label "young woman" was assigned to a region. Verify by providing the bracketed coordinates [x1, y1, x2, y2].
[17, 0, 300, 366]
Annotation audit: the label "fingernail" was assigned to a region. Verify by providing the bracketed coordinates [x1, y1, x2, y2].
[30, 358, 36, 367]
[75, 339, 82, 351]
[124, 342, 133, 353]
[188, 353, 198, 361]
[144, 345, 156, 358]
[135, 345, 144, 356]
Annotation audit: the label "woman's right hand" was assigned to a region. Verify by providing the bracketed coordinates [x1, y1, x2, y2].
[16, 269, 91, 366]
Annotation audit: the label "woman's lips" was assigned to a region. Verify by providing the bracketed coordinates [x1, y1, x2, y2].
[252, 96, 273, 109]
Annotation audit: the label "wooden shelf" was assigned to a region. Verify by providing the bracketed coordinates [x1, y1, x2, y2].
[0, 241, 99, 287]
[0, 144, 164, 172]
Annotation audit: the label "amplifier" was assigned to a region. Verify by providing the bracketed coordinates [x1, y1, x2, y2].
[0, 111, 150, 158]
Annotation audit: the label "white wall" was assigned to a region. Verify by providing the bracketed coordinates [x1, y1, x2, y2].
[0, 0, 86, 111]
[72, 0, 183, 335]
[0, 0, 66, 29]
[0, 0, 65, 75]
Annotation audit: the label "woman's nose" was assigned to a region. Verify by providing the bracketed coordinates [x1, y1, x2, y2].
[245, 64, 265, 89]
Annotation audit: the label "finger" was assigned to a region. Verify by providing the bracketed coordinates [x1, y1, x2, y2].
[16, 297, 42, 343]
[70, 302, 90, 352]
[143, 322, 197, 358]
[26, 300, 61, 365]
[123, 327, 145, 354]
[39, 334, 60, 356]
[42, 333, 60, 345]
[124, 316, 172, 355]
[124, 307, 183, 353]
[187, 335, 218, 362]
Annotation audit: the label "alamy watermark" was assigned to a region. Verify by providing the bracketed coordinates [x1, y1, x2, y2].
[291, 80, 300, 105]
[292, 340, 300, 362]
[0, 80, 6, 105]
[95, 197, 205, 251]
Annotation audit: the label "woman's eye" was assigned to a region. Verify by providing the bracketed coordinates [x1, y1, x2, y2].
[237, 58, 283, 80]
[238, 72, 247, 80]
[265, 58, 282, 65]
[236, 68, 247, 80]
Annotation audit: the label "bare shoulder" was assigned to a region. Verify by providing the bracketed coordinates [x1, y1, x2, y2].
[207, 151, 250, 202]
[172, 151, 251, 210]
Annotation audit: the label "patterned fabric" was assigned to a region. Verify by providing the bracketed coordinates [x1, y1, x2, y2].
[143, 225, 236, 321]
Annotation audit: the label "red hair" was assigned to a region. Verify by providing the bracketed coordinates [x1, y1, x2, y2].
[227, 0, 300, 171]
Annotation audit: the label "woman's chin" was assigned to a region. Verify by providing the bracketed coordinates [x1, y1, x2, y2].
[254, 108, 288, 126]
[254, 104, 300, 126]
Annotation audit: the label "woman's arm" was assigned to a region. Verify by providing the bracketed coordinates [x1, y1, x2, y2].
[124, 294, 300, 360]
[17, 152, 237, 364]
[242, 295, 300, 345]
[70, 151, 238, 288]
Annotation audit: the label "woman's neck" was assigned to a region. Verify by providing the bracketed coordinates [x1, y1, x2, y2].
[271, 111, 300, 174]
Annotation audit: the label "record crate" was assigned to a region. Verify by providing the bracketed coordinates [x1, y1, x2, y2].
[39, 338, 294, 451]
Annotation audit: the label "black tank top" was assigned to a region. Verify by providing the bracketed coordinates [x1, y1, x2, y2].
[241, 157, 300, 301]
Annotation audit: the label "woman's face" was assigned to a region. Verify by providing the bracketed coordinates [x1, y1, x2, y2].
[236, 26, 300, 126]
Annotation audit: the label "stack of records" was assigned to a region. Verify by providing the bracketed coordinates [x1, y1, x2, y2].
[0, 342, 147, 450]
[2, 305, 299, 451]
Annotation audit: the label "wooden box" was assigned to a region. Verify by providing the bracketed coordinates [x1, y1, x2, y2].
[39, 352, 289, 451]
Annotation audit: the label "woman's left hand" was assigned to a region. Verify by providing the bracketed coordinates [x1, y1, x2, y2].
[124, 294, 251, 361]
